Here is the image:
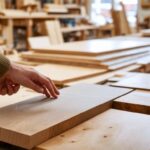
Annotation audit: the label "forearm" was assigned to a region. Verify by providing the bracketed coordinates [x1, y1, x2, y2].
[0, 54, 10, 77]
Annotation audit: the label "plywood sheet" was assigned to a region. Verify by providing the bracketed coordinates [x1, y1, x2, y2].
[113, 90, 150, 114]
[36, 109, 150, 150]
[0, 88, 45, 108]
[65, 65, 141, 86]
[0, 84, 131, 149]
[31, 38, 150, 56]
[112, 73, 150, 90]
[34, 64, 106, 85]
[22, 47, 150, 63]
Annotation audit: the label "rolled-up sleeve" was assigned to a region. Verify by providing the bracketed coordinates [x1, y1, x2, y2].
[0, 54, 10, 77]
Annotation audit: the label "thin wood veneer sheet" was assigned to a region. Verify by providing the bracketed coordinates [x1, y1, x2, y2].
[31, 39, 150, 56]
[0, 84, 131, 149]
[113, 90, 150, 114]
[36, 109, 150, 150]
[112, 73, 150, 90]
[34, 64, 106, 85]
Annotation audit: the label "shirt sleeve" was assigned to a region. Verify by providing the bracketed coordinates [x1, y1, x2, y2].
[0, 54, 10, 77]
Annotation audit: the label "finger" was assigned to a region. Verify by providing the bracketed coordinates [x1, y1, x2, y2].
[24, 78, 44, 94]
[47, 78, 60, 95]
[42, 78, 58, 99]
[43, 85, 51, 98]
[0, 87, 7, 95]
[13, 84, 20, 93]
[7, 85, 14, 95]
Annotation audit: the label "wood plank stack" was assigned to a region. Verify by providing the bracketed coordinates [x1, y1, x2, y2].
[21, 37, 150, 71]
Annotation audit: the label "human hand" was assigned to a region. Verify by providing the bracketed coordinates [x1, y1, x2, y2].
[0, 62, 59, 98]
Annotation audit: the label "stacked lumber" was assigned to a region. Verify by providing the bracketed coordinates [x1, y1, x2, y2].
[141, 29, 150, 37]
[0, 84, 131, 149]
[21, 38, 150, 70]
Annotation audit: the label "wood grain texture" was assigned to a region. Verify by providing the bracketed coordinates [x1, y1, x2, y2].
[36, 109, 150, 150]
[34, 64, 106, 86]
[113, 90, 150, 114]
[112, 73, 150, 90]
[0, 84, 131, 149]
[31, 38, 150, 56]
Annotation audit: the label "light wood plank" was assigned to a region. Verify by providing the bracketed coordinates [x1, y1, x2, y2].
[113, 90, 150, 114]
[34, 64, 107, 86]
[112, 73, 150, 90]
[36, 109, 150, 150]
[31, 38, 150, 56]
[65, 64, 141, 86]
[0, 84, 131, 149]
[0, 88, 45, 108]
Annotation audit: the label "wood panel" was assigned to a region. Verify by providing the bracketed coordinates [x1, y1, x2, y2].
[112, 73, 150, 90]
[141, 29, 150, 37]
[34, 64, 107, 86]
[31, 38, 150, 56]
[0, 88, 45, 108]
[21, 47, 150, 63]
[113, 90, 150, 114]
[0, 84, 131, 149]
[36, 109, 150, 150]
[65, 64, 141, 86]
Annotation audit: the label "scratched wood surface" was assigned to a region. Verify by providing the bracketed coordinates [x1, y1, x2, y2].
[0, 84, 131, 149]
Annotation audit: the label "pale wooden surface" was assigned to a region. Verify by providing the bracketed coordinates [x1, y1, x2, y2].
[141, 29, 150, 37]
[28, 36, 51, 49]
[31, 38, 150, 56]
[112, 73, 150, 90]
[34, 64, 106, 85]
[22, 47, 150, 64]
[0, 84, 131, 149]
[65, 64, 141, 86]
[0, 88, 45, 108]
[113, 90, 150, 114]
[36, 109, 150, 150]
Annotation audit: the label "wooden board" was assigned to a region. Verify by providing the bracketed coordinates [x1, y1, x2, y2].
[112, 73, 150, 91]
[28, 36, 51, 49]
[65, 64, 141, 86]
[21, 47, 150, 63]
[141, 29, 150, 37]
[34, 64, 106, 86]
[113, 90, 150, 114]
[0, 84, 131, 149]
[0, 88, 45, 108]
[31, 38, 150, 56]
[36, 109, 150, 150]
